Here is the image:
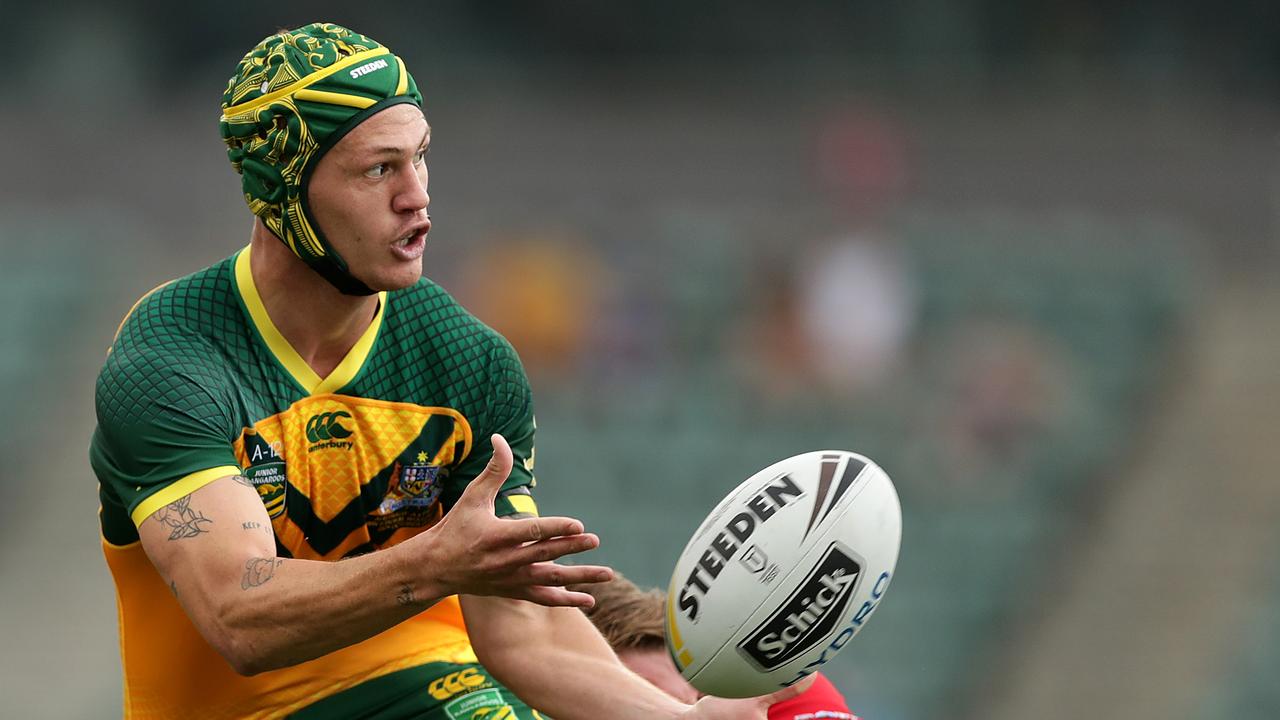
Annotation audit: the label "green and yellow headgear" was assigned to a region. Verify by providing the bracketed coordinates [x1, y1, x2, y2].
[220, 23, 422, 295]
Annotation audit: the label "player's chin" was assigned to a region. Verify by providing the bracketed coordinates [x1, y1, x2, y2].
[364, 257, 424, 291]
[385, 264, 424, 290]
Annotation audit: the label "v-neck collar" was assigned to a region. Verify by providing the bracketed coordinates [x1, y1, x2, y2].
[233, 246, 388, 396]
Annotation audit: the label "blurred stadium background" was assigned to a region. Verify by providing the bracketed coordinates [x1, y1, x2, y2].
[2, 2, 1278, 718]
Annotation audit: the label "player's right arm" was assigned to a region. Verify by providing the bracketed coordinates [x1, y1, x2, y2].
[135, 461, 608, 676]
[98, 305, 610, 676]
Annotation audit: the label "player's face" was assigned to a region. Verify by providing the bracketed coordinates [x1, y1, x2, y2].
[617, 648, 702, 704]
[307, 103, 432, 291]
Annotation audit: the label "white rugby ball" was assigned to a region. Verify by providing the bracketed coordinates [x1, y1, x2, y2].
[664, 451, 901, 698]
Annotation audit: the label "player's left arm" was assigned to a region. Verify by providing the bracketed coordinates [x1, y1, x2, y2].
[461, 567, 813, 720]
[461, 593, 688, 719]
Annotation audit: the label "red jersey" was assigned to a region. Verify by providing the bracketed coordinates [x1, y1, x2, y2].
[768, 674, 860, 720]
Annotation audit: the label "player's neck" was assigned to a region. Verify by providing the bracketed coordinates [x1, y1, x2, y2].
[248, 222, 380, 379]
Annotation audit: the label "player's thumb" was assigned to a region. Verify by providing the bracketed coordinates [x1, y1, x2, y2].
[467, 434, 514, 503]
[759, 675, 816, 706]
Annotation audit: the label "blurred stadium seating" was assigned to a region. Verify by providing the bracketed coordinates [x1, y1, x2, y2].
[1202, 551, 1280, 718]
[0, 209, 123, 503]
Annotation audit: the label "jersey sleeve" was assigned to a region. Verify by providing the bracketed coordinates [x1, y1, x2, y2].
[90, 327, 241, 529]
[442, 333, 538, 517]
[767, 673, 860, 720]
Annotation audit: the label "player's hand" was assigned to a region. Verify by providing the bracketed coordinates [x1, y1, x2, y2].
[418, 433, 613, 607]
[678, 677, 818, 719]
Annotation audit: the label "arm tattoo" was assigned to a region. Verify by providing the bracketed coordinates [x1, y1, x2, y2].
[242, 557, 283, 590]
[153, 495, 212, 540]
[231, 475, 254, 488]
[242, 521, 263, 530]
[396, 583, 416, 606]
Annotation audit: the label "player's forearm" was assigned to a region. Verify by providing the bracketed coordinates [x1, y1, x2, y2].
[464, 597, 687, 720]
[488, 643, 687, 720]
[187, 540, 446, 675]
[145, 464, 606, 677]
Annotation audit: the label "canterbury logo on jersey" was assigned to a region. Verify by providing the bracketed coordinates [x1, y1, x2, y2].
[428, 667, 490, 700]
[306, 411, 354, 451]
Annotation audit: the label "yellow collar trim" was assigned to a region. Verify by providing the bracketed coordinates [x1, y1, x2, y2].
[234, 247, 387, 395]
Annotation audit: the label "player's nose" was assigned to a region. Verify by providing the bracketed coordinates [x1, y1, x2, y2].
[394, 170, 429, 214]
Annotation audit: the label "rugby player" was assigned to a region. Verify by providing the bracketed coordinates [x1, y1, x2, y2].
[90, 22, 809, 719]
[575, 574, 862, 720]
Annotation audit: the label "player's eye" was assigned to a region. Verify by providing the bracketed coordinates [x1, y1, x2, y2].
[413, 148, 427, 165]
[365, 163, 388, 178]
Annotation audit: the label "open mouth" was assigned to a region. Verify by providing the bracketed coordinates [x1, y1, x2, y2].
[391, 227, 429, 259]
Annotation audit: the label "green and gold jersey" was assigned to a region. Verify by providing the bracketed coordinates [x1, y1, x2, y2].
[90, 247, 538, 719]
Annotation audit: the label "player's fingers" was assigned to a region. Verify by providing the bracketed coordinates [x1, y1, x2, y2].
[461, 434, 513, 505]
[502, 515, 586, 543]
[759, 675, 816, 706]
[519, 584, 601, 609]
[507, 533, 600, 564]
[519, 561, 614, 588]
